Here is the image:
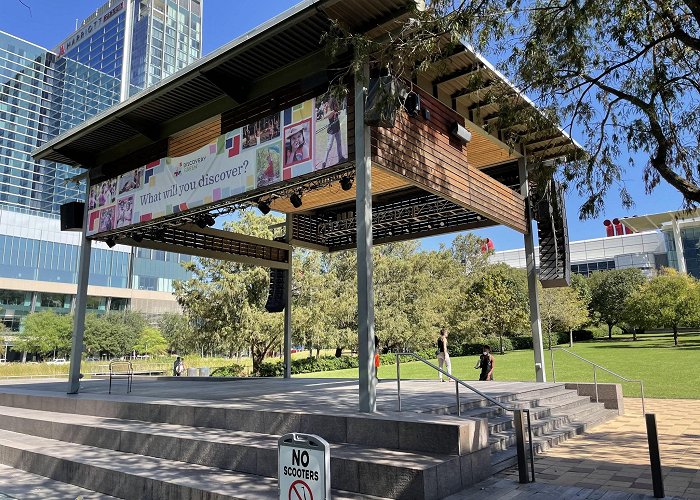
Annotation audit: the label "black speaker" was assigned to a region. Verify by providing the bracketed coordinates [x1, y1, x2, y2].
[265, 268, 288, 313]
[60, 201, 85, 231]
[534, 179, 570, 288]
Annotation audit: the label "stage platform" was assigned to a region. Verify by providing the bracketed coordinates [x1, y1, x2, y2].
[0, 378, 620, 499]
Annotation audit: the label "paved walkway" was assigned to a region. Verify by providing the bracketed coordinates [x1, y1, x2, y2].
[452, 398, 700, 499]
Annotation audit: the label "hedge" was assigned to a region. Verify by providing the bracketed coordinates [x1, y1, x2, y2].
[210, 363, 245, 377]
[461, 336, 513, 355]
[256, 349, 437, 377]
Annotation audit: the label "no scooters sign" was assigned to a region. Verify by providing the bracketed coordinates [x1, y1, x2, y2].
[278, 433, 330, 500]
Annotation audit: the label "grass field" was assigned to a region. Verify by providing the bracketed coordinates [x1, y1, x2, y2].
[297, 332, 700, 399]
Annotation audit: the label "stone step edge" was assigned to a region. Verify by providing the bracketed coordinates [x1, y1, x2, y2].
[0, 391, 479, 456]
[0, 463, 120, 500]
[0, 429, 413, 500]
[0, 405, 454, 475]
[488, 407, 618, 452]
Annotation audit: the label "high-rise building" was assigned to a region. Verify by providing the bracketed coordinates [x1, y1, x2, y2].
[0, 1, 202, 342]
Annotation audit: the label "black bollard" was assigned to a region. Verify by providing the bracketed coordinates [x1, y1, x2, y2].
[645, 413, 665, 498]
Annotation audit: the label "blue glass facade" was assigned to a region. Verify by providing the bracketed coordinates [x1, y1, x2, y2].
[0, 1, 203, 334]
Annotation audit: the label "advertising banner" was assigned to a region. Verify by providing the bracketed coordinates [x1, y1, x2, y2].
[86, 95, 348, 237]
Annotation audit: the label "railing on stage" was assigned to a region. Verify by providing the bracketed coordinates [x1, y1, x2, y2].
[549, 346, 645, 414]
[394, 351, 536, 484]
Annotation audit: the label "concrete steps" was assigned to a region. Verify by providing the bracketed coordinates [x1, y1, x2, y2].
[0, 463, 119, 500]
[0, 392, 492, 500]
[481, 385, 620, 474]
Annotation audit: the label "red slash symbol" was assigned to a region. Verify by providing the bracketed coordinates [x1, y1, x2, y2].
[289, 479, 313, 500]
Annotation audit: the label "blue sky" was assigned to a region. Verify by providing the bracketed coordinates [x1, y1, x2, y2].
[1, 0, 680, 250]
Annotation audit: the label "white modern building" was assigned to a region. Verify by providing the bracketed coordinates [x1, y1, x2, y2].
[492, 227, 667, 277]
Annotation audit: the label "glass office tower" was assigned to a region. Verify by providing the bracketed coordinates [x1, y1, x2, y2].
[0, 0, 202, 336]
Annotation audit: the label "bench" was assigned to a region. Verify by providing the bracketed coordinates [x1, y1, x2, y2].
[109, 360, 133, 394]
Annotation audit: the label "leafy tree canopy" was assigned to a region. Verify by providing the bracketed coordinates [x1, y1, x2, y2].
[327, 0, 700, 216]
[588, 268, 647, 338]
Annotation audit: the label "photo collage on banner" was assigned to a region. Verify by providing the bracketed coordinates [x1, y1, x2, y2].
[86, 94, 348, 237]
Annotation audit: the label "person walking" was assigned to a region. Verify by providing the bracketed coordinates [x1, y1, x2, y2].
[173, 356, 184, 377]
[437, 328, 452, 382]
[476, 345, 495, 381]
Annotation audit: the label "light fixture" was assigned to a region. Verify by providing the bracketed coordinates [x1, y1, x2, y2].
[195, 216, 208, 229]
[106, 237, 116, 248]
[204, 214, 216, 227]
[450, 122, 472, 144]
[132, 233, 143, 243]
[258, 199, 271, 215]
[340, 176, 353, 191]
[290, 193, 303, 208]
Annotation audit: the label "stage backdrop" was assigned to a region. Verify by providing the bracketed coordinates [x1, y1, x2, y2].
[86, 95, 348, 236]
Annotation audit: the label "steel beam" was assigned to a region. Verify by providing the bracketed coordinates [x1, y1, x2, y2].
[68, 180, 93, 394]
[519, 156, 546, 382]
[284, 214, 293, 379]
[355, 64, 376, 413]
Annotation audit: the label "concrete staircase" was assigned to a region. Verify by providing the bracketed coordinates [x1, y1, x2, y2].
[438, 384, 619, 474]
[0, 382, 619, 499]
[0, 389, 491, 499]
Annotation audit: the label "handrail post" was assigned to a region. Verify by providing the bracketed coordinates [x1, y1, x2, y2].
[526, 409, 536, 482]
[550, 348, 556, 383]
[593, 366, 599, 403]
[455, 379, 461, 416]
[514, 409, 529, 483]
[396, 352, 402, 412]
[640, 380, 646, 415]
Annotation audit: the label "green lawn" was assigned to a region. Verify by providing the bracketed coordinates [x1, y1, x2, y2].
[297, 332, 700, 399]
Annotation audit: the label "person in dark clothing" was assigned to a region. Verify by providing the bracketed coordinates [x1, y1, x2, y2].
[475, 345, 494, 381]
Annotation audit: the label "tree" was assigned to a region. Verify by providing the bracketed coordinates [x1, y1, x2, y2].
[326, 1, 700, 216]
[588, 269, 647, 339]
[132, 327, 168, 356]
[174, 210, 285, 373]
[625, 269, 700, 346]
[84, 312, 144, 358]
[451, 234, 492, 275]
[462, 264, 529, 353]
[158, 313, 194, 354]
[14, 311, 72, 359]
[539, 287, 590, 348]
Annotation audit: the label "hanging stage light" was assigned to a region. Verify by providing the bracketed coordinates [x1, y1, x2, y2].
[132, 233, 144, 243]
[258, 199, 271, 215]
[290, 193, 303, 208]
[195, 216, 208, 229]
[106, 236, 117, 248]
[204, 214, 216, 227]
[340, 176, 353, 191]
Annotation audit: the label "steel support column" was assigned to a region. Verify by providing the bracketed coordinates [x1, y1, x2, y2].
[672, 218, 687, 274]
[284, 214, 293, 379]
[355, 65, 376, 413]
[68, 181, 93, 394]
[519, 156, 546, 382]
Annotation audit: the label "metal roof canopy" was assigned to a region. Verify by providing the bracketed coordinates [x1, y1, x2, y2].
[32, 0, 583, 258]
[621, 208, 700, 232]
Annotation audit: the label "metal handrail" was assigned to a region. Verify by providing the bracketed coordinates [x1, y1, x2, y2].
[395, 351, 536, 483]
[550, 347, 645, 414]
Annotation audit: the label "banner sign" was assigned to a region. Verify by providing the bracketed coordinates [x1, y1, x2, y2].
[86, 95, 348, 236]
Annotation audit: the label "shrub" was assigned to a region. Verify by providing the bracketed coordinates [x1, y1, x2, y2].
[257, 349, 441, 377]
[461, 336, 513, 355]
[511, 336, 533, 350]
[210, 363, 245, 377]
